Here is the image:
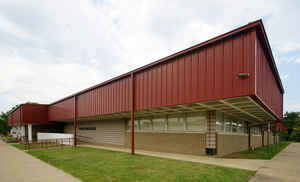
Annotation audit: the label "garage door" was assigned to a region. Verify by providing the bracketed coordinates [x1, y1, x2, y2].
[76, 120, 125, 146]
[100, 120, 125, 145]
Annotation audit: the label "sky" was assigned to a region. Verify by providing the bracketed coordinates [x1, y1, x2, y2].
[0, 0, 299, 114]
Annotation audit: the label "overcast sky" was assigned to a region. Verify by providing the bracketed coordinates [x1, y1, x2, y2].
[0, 0, 299, 113]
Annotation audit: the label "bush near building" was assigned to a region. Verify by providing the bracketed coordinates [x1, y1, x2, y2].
[281, 112, 300, 142]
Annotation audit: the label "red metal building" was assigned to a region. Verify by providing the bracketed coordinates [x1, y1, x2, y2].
[7, 20, 283, 155]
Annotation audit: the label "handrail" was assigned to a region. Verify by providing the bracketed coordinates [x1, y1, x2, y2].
[77, 135, 93, 139]
[24, 137, 74, 151]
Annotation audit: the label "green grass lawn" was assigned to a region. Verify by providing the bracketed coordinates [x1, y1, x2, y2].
[222, 142, 290, 160]
[13, 146, 254, 182]
[2, 136, 18, 143]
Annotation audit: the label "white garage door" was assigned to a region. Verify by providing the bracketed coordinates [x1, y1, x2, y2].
[100, 120, 125, 145]
[75, 120, 125, 146]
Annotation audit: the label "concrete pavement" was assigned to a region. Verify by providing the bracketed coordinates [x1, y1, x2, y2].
[0, 140, 81, 182]
[250, 143, 300, 182]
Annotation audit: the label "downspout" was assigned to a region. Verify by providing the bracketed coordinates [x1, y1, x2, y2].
[247, 122, 251, 149]
[74, 95, 77, 146]
[131, 72, 135, 155]
[267, 121, 270, 152]
[261, 126, 264, 147]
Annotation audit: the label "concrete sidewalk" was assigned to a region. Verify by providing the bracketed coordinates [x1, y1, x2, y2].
[81, 144, 266, 171]
[0, 140, 81, 182]
[250, 143, 300, 182]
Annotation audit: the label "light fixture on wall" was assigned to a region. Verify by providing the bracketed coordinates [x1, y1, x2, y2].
[237, 73, 250, 78]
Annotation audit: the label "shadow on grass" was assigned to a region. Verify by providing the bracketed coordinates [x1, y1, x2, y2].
[222, 142, 290, 160]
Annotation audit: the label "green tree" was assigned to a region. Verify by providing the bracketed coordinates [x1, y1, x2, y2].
[282, 112, 300, 141]
[290, 116, 300, 142]
[0, 112, 10, 135]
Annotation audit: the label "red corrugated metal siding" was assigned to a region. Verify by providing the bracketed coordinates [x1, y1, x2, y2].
[9, 107, 21, 126]
[22, 104, 48, 124]
[48, 97, 74, 121]
[134, 31, 255, 110]
[75, 76, 131, 118]
[7, 104, 48, 126]
[45, 30, 256, 121]
[7, 113, 12, 126]
[255, 34, 283, 118]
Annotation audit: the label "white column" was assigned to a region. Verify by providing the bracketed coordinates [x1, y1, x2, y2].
[21, 126, 26, 141]
[28, 124, 32, 142]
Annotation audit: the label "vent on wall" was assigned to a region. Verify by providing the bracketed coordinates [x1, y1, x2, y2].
[237, 73, 250, 78]
[79, 127, 96, 130]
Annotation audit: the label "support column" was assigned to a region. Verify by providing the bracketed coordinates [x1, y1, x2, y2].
[247, 122, 251, 149]
[278, 128, 280, 144]
[74, 96, 77, 146]
[261, 126, 264, 147]
[131, 73, 135, 155]
[273, 130, 276, 144]
[267, 121, 270, 146]
[28, 124, 32, 143]
[267, 121, 270, 153]
[206, 111, 216, 155]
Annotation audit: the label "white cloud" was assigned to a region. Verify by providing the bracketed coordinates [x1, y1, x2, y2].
[281, 74, 289, 80]
[0, 0, 300, 113]
[0, 54, 106, 111]
[295, 58, 300, 63]
[285, 104, 300, 112]
[277, 42, 300, 53]
[0, 14, 32, 40]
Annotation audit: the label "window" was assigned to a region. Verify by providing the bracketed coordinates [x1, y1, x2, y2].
[167, 114, 184, 131]
[126, 111, 210, 133]
[218, 113, 248, 134]
[236, 121, 242, 133]
[186, 112, 207, 131]
[252, 127, 261, 136]
[225, 121, 231, 133]
[152, 117, 165, 131]
[127, 120, 139, 131]
[216, 112, 224, 132]
[79, 127, 96, 130]
[140, 119, 152, 131]
[232, 121, 238, 133]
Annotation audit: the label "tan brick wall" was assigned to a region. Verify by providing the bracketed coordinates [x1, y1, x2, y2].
[264, 131, 274, 145]
[251, 135, 262, 148]
[125, 132, 206, 155]
[217, 134, 248, 155]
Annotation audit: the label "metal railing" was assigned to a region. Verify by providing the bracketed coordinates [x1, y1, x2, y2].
[24, 138, 75, 151]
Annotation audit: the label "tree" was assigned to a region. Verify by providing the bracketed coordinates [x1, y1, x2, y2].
[290, 116, 300, 142]
[0, 112, 10, 135]
[281, 112, 300, 141]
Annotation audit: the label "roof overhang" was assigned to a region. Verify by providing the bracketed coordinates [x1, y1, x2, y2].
[59, 96, 278, 125]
